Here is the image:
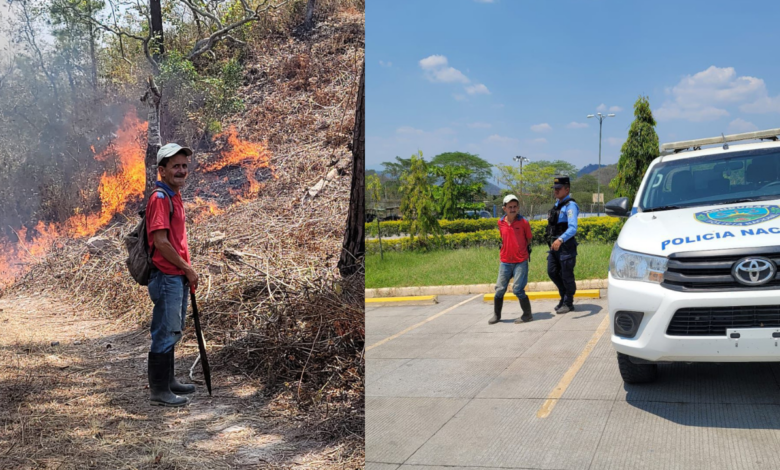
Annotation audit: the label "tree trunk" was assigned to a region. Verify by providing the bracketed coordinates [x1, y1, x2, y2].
[149, 0, 165, 62]
[88, 0, 98, 91]
[304, 0, 316, 29]
[142, 76, 162, 200]
[338, 64, 365, 277]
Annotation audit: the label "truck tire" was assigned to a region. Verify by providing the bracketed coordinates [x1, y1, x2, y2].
[617, 352, 658, 384]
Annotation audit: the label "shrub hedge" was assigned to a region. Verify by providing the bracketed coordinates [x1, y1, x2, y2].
[366, 217, 625, 254]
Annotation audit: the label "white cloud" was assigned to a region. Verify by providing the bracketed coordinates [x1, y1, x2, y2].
[465, 83, 490, 95]
[728, 118, 759, 133]
[419, 55, 448, 70]
[396, 126, 424, 135]
[740, 96, 780, 113]
[485, 134, 520, 145]
[596, 103, 607, 112]
[606, 137, 623, 146]
[656, 66, 768, 121]
[379, 60, 392, 68]
[527, 138, 548, 144]
[418, 54, 490, 96]
[453, 94, 467, 101]
[530, 123, 552, 133]
[566, 121, 588, 129]
[468, 122, 492, 128]
[419, 55, 470, 84]
[609, 106, 623, 113]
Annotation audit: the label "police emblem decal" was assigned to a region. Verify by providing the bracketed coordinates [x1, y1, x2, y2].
[694, 205, 780, 226]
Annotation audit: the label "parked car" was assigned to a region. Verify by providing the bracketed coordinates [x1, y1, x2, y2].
[464, 210, 492, 219]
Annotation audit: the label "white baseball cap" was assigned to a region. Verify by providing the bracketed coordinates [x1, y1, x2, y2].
[157, 143, 193, 165]
[503, 194, 519, 205]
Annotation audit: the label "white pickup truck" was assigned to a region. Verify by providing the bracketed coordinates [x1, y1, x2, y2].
[606, 129, 780, 383]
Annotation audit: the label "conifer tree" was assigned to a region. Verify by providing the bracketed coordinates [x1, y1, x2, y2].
[610, 96, 660, 205]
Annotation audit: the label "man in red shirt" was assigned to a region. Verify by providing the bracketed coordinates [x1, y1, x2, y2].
[489, 194, 533, 325]
[145, 143, 200, 407]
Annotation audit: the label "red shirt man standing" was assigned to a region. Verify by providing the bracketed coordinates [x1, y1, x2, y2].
[145, 143, 200, 407]
[489, 194, 534, 325]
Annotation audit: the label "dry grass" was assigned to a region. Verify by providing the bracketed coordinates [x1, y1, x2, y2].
[2, 7, 364, 470]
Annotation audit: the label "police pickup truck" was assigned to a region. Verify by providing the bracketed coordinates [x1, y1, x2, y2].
[605, 128, 780, 383]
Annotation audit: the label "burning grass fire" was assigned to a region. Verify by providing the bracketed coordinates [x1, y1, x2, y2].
[0, 114, 274, 285]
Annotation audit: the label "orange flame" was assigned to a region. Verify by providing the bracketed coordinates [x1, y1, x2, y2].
[205, 127, 275, 198]
[0, 119, 277, 285]
[0, 112, 147, 283]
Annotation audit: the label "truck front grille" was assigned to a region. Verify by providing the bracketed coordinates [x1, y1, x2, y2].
[667, 305, 780, 336]
[662, 246, 780, 292]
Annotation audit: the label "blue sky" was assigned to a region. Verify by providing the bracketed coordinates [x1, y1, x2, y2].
[367, 0, 780, 175]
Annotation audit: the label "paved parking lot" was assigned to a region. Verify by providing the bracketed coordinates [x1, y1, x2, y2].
[366, 295, 780, 470]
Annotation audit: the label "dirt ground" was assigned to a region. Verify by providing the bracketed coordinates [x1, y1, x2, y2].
[0, 293, 361, 469]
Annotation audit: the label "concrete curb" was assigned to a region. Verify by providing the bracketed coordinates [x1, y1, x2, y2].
[365, 279, 608, 298]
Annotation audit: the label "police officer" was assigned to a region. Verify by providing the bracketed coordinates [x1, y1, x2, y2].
[546, 175, 579, 314]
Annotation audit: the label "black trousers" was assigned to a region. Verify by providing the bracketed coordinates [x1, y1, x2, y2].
[547, 249, 577, 306]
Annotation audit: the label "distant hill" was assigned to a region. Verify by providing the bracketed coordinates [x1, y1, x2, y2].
[578, 164, 607, 176]
[591, 164, 618, 185]
[483, 181, 502, 196]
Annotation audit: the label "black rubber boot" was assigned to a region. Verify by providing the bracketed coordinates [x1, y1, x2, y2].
[488, 297, 503, 324]
[169, 350, 196, 395]
[556, 304, 574, 314]
[148, 352, 190, 407]
[515, 296, 533, 323]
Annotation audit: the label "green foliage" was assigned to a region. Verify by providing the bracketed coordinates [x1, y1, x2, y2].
[366, 216, 626, 252]
[400, 151, 441, 247]
[158, 52, 244, 137]
[430, 152, 492, 187]
[610, 96, 659, 206]
[430, 164, 482, 220]
[495, 161, 556, 215]
[365, 217, 624, 254]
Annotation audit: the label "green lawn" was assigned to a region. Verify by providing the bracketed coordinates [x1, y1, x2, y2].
[366, 242, 613, 289]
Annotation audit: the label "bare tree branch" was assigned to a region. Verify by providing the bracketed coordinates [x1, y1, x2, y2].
[185, 0, 291, 60]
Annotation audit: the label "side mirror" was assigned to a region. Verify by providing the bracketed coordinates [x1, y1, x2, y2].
[605, 197, 630, 218]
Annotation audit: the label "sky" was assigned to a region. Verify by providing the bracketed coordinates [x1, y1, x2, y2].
[367, 0, 780, 176]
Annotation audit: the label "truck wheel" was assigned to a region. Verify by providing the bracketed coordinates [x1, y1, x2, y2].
[617, 352, 658, 384]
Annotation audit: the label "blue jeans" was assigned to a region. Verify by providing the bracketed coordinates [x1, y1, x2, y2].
[148, 270, 189, 354]
[495, 261, 529, 301]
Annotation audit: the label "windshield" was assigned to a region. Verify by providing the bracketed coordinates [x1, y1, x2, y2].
[638, 148, 780, 212]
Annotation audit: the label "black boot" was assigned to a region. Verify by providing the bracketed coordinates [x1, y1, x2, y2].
[515, 296, 533, 323]
[489, 297, 503, 324]
[148, 352, 189, 407]
[554, 299, 564, 311]
[169, 350, 196, 395]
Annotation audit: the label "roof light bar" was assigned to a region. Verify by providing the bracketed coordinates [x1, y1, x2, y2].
[660, 128, 780, 152]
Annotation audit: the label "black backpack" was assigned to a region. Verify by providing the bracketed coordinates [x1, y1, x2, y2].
[124, 188, 173, 285]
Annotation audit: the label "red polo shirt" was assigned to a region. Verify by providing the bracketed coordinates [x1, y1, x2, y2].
[498, 215, 532, 263]
[146, 185, 191, 275]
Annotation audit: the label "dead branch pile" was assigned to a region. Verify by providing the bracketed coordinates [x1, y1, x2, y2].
[6, 7, 364, 446]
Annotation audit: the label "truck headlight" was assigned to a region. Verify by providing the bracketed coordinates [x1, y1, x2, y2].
[609, 244, 668, 283]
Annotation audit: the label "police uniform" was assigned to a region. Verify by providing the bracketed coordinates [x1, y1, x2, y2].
[546, 176, 579, 313]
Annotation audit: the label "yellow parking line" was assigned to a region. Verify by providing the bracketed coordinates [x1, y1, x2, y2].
[366, 294, 481, 351]
[484, 289, 600, 302]
[536, 314, 610, 418]
[366, 295, 438, 305]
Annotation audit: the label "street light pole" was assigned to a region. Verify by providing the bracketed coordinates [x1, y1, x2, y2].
[513, 155, 530, 195]
[586, 112, 615, 216]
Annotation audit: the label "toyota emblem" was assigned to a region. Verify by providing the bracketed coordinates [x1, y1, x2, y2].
[732, 257, 777, 286]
